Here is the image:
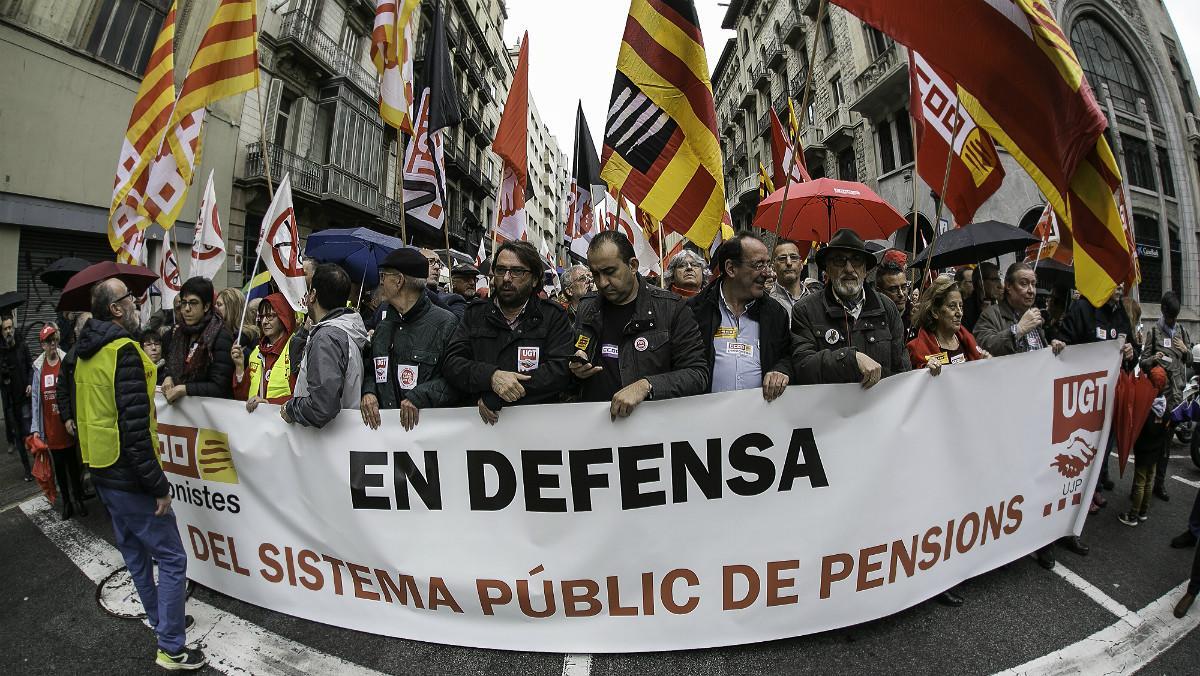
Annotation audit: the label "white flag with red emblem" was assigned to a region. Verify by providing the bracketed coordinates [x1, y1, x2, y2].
[189, 169, 226, 280]
[256, 173, 307, 311]
[604, 193, 660, 277]
[157, 226, 182, 307]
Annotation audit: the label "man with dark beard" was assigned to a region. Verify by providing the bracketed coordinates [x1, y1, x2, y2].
[790, 228, 910, 387]
[443, 241, 574, 424]
[0, 315, 33, 478]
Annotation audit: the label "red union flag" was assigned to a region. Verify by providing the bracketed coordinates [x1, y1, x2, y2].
[909, 51, 1005, 225]
[257, 173, 307, 310]
[769, 108, 811, 187]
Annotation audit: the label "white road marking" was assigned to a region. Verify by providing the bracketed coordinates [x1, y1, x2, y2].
[996, 581, 1199, 675]
[1171, 475, 1200, 488]
[562, 653, 593, 676]
[1049, 564, 1139, 627]
[20, 496, 386, 676]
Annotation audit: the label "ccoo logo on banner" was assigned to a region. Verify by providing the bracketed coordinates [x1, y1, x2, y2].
[158, 422, 242, 513]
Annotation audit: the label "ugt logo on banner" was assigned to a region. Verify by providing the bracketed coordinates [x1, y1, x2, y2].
[1045, 371, 1107, 515]
[158, 422, 242, 513]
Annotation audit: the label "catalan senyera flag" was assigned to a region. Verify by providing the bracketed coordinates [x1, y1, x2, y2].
[831, 0, 1131, 305]
[769, 108, 810, 186]
[757, 162, 775, 201]
[142, 0, 258, 230]
[109, 1, 178, 255]
[371, 0, 420, 133]
[909, 51, 1005, 226]
[601, 0, 725, 250]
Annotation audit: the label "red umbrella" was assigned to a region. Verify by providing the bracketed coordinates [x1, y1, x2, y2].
[753, 178, 908, 243]
[57, 261, 159, 312]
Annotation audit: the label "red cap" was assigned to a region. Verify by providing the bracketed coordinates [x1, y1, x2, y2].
[38, 324, 58, 342]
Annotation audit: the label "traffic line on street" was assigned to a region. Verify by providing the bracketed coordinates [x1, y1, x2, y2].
[562, 653, 592, 676]
[1049, 563, 1139, 627]
[20, 496, 387, 676]
[1171, 474, 1200, 488]
[996, 580, 1198, 675]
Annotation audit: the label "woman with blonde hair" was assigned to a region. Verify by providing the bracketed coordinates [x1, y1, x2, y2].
[214, 287, 259, 352]
[907, 275, 988, 374]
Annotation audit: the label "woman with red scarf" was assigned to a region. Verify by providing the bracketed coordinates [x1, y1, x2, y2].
[162, 277, 235, 403]
[907, 275, 989, 374]
[231, 293, 297, 411]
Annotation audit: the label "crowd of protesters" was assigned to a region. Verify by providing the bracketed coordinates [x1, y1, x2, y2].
[4, 224, 1200, 669]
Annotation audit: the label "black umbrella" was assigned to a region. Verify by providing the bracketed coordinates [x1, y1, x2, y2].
[40, 257, 93, 289]
[1033, 258, 1073, 288]
[908, 220, 1038, 270]
[0, 291, 26, 316]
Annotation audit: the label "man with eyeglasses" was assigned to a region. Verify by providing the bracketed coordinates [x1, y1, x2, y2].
[561, 264, 595, 325]
[688, 233, 794, 401]
[74, 278, 206, 670]
[420, 248, 467, 319]
[360, 249, 459, 432]
[443, 240, 574, 425]
[570, 231, 709, 419]
[665, 250, 706, 298]
[791, 228, 910, 388]
[874, 259, 915, 339]
[769, 240, 809, 311]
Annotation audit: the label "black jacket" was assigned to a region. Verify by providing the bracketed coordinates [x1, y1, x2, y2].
[165, 322, 235, 398]
[687, 281, 794, 389]
[75, 320, 168, 497]
[574, 277, 710, 401]
[361, 294, 460, 409]
[426, 287, 467, 320]
[0, 336, 32, 401]
[790, 285, 911, 384]
[1058, 297, 1139, 367]
[442, 296, 575, 410]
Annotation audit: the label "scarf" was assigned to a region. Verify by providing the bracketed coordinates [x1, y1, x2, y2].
[167, 312, 224, 383]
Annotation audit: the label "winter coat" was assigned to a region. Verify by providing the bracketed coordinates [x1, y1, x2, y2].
[164, 318, 235, 399]
[426, 287, 467, 320]
[285, 307, 369, 429]
[73, 319, 168, 497]
[687, 281, 794, 389]
[1140, 320, 1193, 410]
[1058, 297, 1139, 367]
[790, 285, 911, 384]
[30, 349, 67, 440]
[906, 326, 985, 369]
[362, 294, 460, 410]
[573, 277, 710, 401]
[973, 300, 1051, 356]
[442, 296, 575, 411]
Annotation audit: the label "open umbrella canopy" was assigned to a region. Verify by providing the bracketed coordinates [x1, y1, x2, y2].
[40, 257, 92, 289]
[57, 262, 158, 312]
[304, 227, 407, 290]
[908, 220, 1039, 271]
[753, 178, 908, 243]
[433, 248, 473, 267]
[0, 291, 26, 316]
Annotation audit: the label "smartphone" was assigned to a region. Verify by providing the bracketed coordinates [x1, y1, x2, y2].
[568, 355, 591, 366]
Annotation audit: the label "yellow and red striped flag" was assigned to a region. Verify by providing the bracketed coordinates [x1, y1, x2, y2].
[143, 0, 259, 230]
[371, 0, 420, 133]
[600, 0, 725, 250]
[109, 0, 178, 256]
[757, 162, 775, 201]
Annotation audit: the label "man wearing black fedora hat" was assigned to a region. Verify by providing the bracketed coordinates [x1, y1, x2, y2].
[791, 228, 910, 387]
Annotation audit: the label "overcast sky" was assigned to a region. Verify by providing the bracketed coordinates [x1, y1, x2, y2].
[502, 1, 1200, 169]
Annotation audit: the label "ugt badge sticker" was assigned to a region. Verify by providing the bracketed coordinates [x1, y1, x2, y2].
[634, 336, 649, 352]
[517, 346, 541, 372]
[824, 329, 841, 345]
[374, 357, 389, 383]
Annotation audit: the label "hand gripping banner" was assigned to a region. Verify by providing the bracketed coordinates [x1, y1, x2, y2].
[155, 342, 1120, 652]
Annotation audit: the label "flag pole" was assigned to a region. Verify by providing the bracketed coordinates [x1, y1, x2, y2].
[772, 0, 827, 239]
[396, 132, 408, 242]
[238, 84, 276, 347]
[657, 220, 666, 289]
[909, 109, 920, 284]
[920, 94, 960, 284]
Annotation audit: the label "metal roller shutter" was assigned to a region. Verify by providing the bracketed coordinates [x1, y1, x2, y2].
[14, 228, 114, 354]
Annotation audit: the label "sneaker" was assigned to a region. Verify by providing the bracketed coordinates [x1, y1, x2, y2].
[155, 647, 207, 671]
[143, 615, 195, 633]
[1117, 512, 1139, 527]
[1171, 531, 1198, 549]
[1138, 513, 1149, 523]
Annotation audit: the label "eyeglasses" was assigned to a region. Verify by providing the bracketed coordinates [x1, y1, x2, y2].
[774, 254, 802, 263]
[494, 266, 532, 279]
[676, 262, 704, 270]
[178, 298, 203, 308]
[111, 292, 136, 307]
[740, 259, 771, 272]
[425, 257, 443, 268]
[571, 276, 594, 286]
[826, 255, 865, 269]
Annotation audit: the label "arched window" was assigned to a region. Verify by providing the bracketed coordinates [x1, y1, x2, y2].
[1018, 207, 1045, 233]
[1069, 15, 1157, 121]
[895, 214, 935, 255]
[740, 28, 750, 54]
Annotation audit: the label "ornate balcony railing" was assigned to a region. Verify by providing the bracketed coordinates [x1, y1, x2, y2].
[278, 11, 378, 98]
[244, 142, 322, 196]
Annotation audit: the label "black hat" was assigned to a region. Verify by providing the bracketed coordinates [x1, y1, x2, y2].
[813, 228, 878, 270]
[450, 265, 480, 278]
[379, 248, 429, 278]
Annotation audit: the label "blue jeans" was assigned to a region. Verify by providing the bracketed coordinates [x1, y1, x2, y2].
[96, 485, 188, 653]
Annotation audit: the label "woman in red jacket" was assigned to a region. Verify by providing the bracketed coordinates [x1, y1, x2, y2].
[907, 275, 989, 374]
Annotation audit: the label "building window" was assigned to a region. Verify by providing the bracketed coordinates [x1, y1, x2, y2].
[1157, 146, 1176, 197]
[866, 26, 890, 60]
[1070, 15, 1157, 122]
[84, 0, 168, 74]
[830, 76, 844, 107]
[1122, 135, 1154, 190]
[1133, 214, 1182, 303]
[895, 113, 914, 165]
[837, 147, 857, 182]
[821, 14, 835, 57]
[274, 92, 296, 148]
[878, 121, 896, 174]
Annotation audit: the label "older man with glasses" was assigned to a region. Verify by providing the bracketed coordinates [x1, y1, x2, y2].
[665, 250, 706, 298]
[769, 239, 809, 311]
[790, 228, 911, 387]
[419, 248, 467, 319]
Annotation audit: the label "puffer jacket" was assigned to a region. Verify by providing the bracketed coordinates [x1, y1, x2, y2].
[285, 307, 369, 428]
[442, 296, 575, 410]
[362, 294, 460, 410]
[790, 285, 911, 384]
[574, 277, 710, 401]
[74, 319, 168, 497]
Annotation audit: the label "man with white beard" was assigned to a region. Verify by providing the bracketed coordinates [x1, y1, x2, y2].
[790, 228, 910, 387]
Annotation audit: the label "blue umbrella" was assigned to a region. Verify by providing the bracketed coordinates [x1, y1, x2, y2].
[304, 227, 407, 290]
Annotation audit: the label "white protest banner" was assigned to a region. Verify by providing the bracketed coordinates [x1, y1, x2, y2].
[155, 342, 1119, 653]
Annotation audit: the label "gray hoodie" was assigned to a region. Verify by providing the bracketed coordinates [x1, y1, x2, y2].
[286, 307, 368, 429]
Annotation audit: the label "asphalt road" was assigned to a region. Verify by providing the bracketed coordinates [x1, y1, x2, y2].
[1, 438, 1198, 675]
